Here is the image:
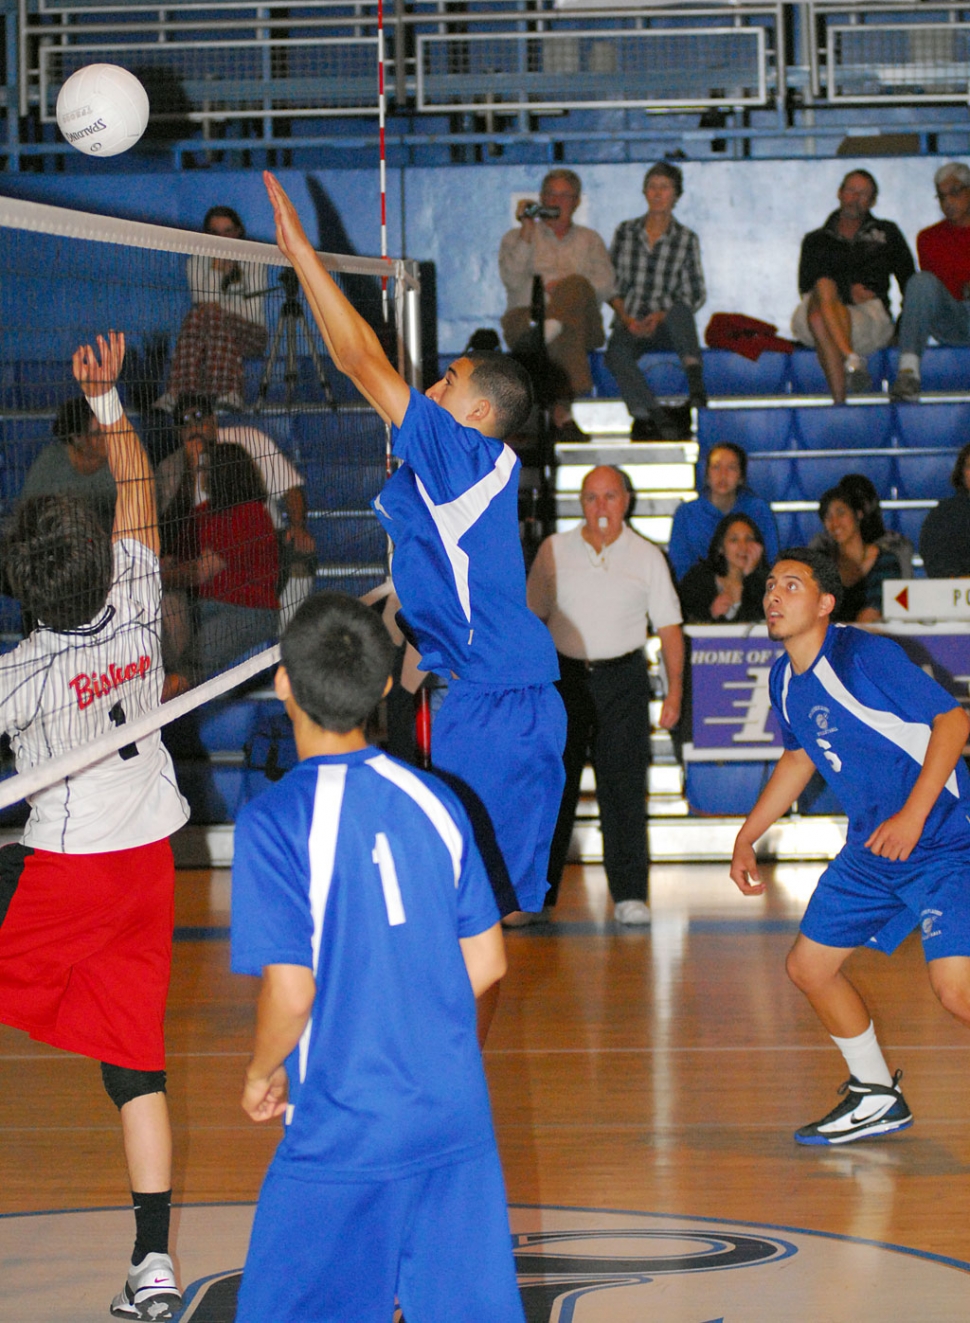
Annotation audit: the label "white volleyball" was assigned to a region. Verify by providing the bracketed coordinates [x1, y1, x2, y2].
[55, 64, 150, 158]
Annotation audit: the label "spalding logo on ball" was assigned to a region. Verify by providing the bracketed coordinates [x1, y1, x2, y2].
[56, 64, 150, 157]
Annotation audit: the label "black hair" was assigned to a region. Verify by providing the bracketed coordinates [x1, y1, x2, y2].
[840, 169, 878, 203]
[835, 473, 885, 542]
[280, 592, 395, 734]
[773, 545, 844, 613]
[52, 396, 96, 444]
[174, 392, 216, 424]
[704, 441, 748, 486]
[819, 484, 879, 544]
[3, 495, 113, 631]
[467, 351, 534, 438]
[952, 441, 970, 491]
[207, 443, 267, 512]
[203, 205, 245, 238]
[707, 512, 764, 577]
[644, 161, 684, 200]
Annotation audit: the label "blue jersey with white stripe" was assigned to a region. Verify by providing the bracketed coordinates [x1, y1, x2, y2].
[231, 747, 500, 1179]
[771, 625, 970, 855]
[373, 389, 558, 683]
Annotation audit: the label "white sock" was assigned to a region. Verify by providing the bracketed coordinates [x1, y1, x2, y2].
[898, 352, 921, 378]
[830, 1021, 893, 1088]
[543, 318, 563, 345]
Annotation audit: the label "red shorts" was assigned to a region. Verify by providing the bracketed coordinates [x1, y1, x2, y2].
[0, 838, 174, 1070]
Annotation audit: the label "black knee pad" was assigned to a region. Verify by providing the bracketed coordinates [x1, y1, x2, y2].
[101, 1063, 167, 1110]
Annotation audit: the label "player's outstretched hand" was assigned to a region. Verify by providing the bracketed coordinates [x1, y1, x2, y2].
[730, 836, 765, 895]
[864, 808, 924, 863]
[72, 330, 125, 397]
[241, 1064, 290, 1123]
[263, 171, 314, 267]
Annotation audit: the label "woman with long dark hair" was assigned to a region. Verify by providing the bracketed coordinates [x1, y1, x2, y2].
[677, 512, 767, 624]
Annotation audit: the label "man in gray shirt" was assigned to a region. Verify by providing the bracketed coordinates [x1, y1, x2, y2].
[499, 169, 614, 440]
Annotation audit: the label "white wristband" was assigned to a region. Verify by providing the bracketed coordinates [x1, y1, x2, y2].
[88, 387, 123, 427]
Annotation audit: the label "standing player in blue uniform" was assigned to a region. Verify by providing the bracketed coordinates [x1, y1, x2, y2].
[730, 548, 970, 1144]
[263, 174, 566, 972]
[231, 593, 524, 1323]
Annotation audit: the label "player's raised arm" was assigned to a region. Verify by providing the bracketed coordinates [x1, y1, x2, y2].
[730, 748, 817, 895]
[71, 331, 159, 556]
[263, 172, 411, 428]
[865, 705, 970, 862]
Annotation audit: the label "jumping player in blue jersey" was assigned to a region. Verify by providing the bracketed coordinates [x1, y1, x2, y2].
[264, 174, 567, 1030]
[231, 592, 524, 1323]
[731, 548, 970, 1145]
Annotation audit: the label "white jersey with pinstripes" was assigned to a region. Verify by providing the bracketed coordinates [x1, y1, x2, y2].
[231, 747, 501, 1180]
[0, 537, 188, 854]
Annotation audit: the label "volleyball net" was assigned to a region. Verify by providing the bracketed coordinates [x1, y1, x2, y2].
[0, 194, 422, 812]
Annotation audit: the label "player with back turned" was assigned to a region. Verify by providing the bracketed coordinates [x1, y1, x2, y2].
[262, 172, 567, 1036]
[231, 592, 523, 1323]
[730, 547, 970, 1145]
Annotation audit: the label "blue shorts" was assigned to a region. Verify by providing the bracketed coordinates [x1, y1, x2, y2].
[235, 1147, 525, 1323]
[431, 680, 566, 914]
[800, 841, 970, 959]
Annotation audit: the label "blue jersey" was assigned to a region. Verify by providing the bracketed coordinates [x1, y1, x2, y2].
[771, 625, 970, 857]
[373, 389, 558, 684]
[231, 747, 501, 1180]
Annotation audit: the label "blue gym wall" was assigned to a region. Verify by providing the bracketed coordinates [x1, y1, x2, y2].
[3, 157, 968, 358]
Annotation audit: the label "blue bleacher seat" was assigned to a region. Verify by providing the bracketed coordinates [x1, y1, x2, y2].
[883, 505, 932, 548]
[885, 345, 970, 393]
[792, 453, 897, 501]
[773, 509, 823, 547]
[895, 452, 957, 501]
[745, 456, 798, 502]
[698, 407, 794, 455]
[795, 405, 893, 451]
[893, 402, 970, 450]
[684, 761, 775, 816]
[702, 350, 790, 397]
[788, 349, 829, 395]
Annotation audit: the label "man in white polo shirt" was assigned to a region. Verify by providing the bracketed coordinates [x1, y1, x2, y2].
[527, 465, 683, 924]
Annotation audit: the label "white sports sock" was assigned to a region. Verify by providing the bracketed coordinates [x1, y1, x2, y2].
[830, 1021, 894, 1088]
[898, 352, 921, 378]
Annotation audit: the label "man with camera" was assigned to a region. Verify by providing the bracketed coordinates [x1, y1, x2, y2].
[499, 169, 615, 440]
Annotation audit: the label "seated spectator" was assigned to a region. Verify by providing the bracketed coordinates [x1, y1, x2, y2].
[809, 473, 913, 577]
[158, 393, 315, 622]
[605, 162, 707, 440]
[919, 441, 970, 577]
[792, 170, 914, 404]
[892, 163, 970, 403]
[499, 169, 614, 440]
[677, 513, 767, 624]
[162, 443, 279, 687]
[19, 396, 116, 533]
[818, 485, 901, 622]
[155, 206, 268, 413]
[667, 442, 779, 581]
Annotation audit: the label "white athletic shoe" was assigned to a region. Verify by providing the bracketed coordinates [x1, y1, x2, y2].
[110, 1251, 182, 1320]
[614, 900, 651, 926]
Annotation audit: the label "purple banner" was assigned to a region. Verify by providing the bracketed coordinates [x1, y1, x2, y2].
[685, 626, 970, 761]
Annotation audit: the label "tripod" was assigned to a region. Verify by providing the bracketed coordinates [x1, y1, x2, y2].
[255, 269, 335, 411]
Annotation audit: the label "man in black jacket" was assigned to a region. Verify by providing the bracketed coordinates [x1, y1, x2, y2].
[792, 171, 914, 404]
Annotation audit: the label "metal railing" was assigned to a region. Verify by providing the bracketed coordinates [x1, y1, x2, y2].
[808, 2, 970, 104]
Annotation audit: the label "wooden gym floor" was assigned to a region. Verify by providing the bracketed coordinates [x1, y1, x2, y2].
[2, 859, 970, 1320]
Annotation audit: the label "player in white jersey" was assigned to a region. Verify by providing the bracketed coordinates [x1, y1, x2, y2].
[730, 547, 970, 1146]
[0, 332, 189, 1319]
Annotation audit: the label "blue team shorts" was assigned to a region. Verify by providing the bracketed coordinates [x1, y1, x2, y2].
[234, 1146, 525, 1323]
[431, 680, 567, 914]
[800, 841, 970, 960]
